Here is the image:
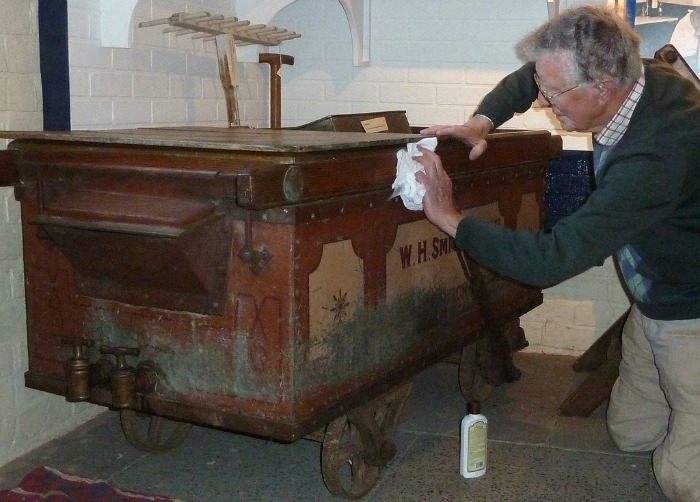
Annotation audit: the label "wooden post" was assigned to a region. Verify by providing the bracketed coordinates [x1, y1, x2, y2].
[215, 34, 240, 126]
[558, 308, 630, 417]
[259, 53, 294, 129]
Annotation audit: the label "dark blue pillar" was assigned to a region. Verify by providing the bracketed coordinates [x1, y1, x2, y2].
[627, 0, 636, 27]
[39, 0, 70, 130]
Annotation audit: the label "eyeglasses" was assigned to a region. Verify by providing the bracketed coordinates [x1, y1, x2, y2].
[533, 72, 581, 104]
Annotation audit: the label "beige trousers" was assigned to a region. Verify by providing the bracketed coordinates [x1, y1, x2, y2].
[607, 305, 700, 502]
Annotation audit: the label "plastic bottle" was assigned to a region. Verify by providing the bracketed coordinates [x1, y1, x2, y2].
[460, 400, 488, 478]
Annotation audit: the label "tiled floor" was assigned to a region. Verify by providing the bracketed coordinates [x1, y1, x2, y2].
[0, 352, 667, 501]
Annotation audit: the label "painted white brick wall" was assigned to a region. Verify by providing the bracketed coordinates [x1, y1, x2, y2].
[68, 0, 241, 129]
[0, 0, 631, 469]
[270, 0, 542, 125]
[0, 0, 104, 470]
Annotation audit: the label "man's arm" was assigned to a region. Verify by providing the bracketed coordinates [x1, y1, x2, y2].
[474, 61, 539, 127]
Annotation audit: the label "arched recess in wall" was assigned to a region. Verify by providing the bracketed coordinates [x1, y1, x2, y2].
[100, 0, 371, 66]
[100, 0, 139, 48]
[243, 0, 370, 66]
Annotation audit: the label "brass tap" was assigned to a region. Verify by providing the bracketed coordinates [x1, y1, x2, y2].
[100, 346, 141, 409]
[61, 337, 95, 402]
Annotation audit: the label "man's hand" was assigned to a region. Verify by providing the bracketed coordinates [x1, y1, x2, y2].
[413, 146, 463, 238]
[420, 115, 492, 161]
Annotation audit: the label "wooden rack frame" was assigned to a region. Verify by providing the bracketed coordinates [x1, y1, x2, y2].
[138, 11, 300, 46]
[139, 12, 300, 127]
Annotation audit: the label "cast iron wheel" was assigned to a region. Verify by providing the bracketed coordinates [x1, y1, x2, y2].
[459, 340, 495, 402]
[321, 415, 380, 500]
[321, 382, 412, 499]
[120, 409, 192, 453]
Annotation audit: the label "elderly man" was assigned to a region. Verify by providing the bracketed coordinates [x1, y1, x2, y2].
[415, 6, 700, 501]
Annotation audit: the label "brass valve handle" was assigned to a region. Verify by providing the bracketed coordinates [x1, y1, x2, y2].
[100, 346, 140, 370]
[61, 336, 94, 360]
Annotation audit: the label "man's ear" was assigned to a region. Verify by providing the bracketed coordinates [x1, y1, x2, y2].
[595, 76, 617, 101]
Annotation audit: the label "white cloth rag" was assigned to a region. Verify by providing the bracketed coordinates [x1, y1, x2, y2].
[391, 137, 438, 210]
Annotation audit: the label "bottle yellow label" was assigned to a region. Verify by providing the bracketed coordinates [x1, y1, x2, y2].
[467, 421, 487, 472]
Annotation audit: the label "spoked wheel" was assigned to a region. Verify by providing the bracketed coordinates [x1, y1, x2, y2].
[321, 382, 412, 499]
[321, 416, 380, 500]
[459, 339, 495, 403]
[120, 409, 192, 453]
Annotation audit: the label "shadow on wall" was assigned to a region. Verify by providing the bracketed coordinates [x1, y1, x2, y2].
[635, 3, 700, 74]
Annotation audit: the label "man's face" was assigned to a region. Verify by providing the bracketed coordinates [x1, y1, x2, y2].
[534, 52, 608, 133]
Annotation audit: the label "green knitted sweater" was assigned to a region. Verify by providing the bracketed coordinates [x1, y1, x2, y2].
[458, 59, 700, 320]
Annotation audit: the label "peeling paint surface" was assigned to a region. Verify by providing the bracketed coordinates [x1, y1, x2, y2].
[83, 306, 288, 402]
[299, 283, 472, 391]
